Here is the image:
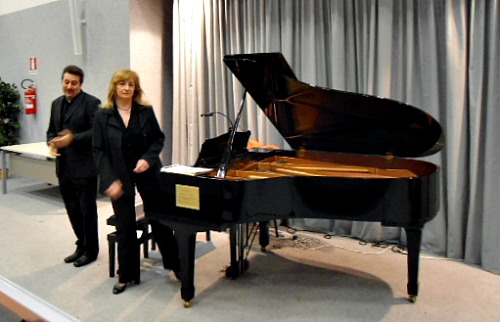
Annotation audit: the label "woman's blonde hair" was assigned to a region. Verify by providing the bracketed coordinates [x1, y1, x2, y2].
[101, 69, 149, 109]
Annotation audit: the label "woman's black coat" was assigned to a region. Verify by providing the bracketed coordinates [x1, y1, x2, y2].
[92, 103, 164, 196]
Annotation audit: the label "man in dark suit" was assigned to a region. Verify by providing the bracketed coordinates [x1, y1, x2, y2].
[47, 65, 101, 267]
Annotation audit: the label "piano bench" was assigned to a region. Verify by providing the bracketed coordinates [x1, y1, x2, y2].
[106, 215, 155, 278]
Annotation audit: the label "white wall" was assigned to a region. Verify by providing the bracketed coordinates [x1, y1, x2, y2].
[130, 0, 173, 164]
[0, 0, 131, 144]
[0, 0, 59, 16]
[0, 0, 173, 163]
[130, 0, 165, 125]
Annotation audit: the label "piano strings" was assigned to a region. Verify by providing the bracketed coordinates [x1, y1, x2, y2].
[210, 155, 418, 180]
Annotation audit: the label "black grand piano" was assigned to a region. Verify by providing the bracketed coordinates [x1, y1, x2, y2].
[147, 52, 444, 307]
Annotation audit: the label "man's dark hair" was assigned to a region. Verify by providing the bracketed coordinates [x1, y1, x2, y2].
[62, 65, 84, 84]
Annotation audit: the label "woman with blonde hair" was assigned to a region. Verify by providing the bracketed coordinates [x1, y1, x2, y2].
[93, 69, 180, 294]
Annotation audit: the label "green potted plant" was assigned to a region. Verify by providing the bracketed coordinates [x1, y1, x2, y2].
[0, 77, 21, 179]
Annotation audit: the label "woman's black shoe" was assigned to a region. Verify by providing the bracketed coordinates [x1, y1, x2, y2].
[112, 283, 127, 294]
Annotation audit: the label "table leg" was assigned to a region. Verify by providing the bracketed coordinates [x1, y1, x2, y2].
[1, 151, 7, 194]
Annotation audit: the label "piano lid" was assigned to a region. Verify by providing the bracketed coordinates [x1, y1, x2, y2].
[223, 53, 444, 158]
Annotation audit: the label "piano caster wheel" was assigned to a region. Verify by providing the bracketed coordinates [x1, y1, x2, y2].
[225, 265, 239, 279]
[408, 295, 417, 303]
[225, 260, 249, 278]
[183, 301, 193, 308]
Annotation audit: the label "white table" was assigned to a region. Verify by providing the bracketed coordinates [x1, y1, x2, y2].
[1, 142, 57, 194]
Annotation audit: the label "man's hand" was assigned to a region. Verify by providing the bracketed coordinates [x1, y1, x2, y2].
[48, 144, 60, 156]
[49, 129, 75, 149]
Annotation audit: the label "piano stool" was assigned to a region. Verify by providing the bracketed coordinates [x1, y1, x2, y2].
[106, 215, 213, 278]
[106, 214, 155, 278]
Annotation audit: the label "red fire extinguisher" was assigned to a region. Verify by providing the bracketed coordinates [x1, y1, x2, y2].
[22, 78, 37, 115]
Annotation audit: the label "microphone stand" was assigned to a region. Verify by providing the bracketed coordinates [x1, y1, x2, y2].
[216, 90, 247, 178]
[200, 112, 235, 131]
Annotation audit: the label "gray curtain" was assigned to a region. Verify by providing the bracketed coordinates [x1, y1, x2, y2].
[172, 0, 500, 274]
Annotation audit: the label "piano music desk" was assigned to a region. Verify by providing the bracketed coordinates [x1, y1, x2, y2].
[1, 142, 57, 194]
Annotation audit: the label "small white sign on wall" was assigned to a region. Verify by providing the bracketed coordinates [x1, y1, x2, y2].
[29, 57, 38, 74]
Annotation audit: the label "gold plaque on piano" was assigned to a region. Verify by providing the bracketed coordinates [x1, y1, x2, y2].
[175, 184, 200, 210]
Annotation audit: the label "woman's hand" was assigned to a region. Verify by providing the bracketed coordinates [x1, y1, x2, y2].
[133, 159, 150, 173]
[105, 180, 123, 200]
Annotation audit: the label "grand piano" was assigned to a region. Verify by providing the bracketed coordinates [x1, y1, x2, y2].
[147, 52, 444, 307]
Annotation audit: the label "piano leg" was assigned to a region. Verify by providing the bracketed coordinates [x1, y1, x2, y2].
[405, 227, 422, 303]
[174, 228, 197, 308]
[259, 221, 270, 251]
[226, 224, 249, 278]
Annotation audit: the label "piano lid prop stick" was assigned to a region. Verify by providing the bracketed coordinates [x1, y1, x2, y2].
[216, 90, 248, 178]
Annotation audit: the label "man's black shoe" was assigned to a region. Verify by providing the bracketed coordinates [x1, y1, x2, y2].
[73, 255, 97, 267]
[64, 250, 84, 263]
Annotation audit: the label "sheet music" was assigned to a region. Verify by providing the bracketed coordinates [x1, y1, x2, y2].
[161, 164, 213, 176]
